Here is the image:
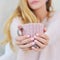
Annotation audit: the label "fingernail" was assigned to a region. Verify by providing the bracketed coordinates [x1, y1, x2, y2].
[36, 33, 39, 36]
[32, 42, 35, 45]
[32, 47, 34, 49]
[34, 35, 36, 38]
[27, 35, 30, 37]
[34, 40, 37, 42]
[31, 38, 34, 40]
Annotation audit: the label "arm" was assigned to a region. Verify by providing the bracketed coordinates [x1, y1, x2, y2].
[45, 18, 60, 45]
[39, 13, 60, 60]
[0, 17, 22, 60]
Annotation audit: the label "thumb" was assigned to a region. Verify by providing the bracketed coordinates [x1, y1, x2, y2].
[43, 27, 47, 32]
[18, 25, 23, 30]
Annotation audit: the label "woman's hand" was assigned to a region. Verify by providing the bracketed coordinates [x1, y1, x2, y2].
[32, 33, 49, 52]
[15, 35, 35, 51]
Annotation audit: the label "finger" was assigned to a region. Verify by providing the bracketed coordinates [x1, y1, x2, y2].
[32, 47, 41, 52]
[16, 37, 34, 45]
[34, 36, 48, 45]
[20, 37, 34, 45]
[40, 34, 49, 40]
[34, 40, 46, 49]
[36, 33, 49, 40]
[22, 47, 32, 51]
[15, 35, 30, 41]
[19, 42, 35, 49]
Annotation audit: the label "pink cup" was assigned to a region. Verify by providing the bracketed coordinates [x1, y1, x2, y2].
[17, 23, 44, 48]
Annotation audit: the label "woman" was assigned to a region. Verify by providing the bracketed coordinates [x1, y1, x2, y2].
[0, 0, 60, 60]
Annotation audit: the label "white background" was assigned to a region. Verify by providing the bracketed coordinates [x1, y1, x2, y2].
[0, 0, 60, 56]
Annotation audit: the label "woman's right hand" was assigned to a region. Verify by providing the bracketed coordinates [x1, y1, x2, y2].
[15, 35, 35, 51]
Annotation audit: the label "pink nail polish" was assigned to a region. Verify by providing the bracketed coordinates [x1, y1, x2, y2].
[34, 40, 37, 42]
[31, 38, 34, 40]
[36, 33, 39, 36]
[27, 35, 30, 37]
[32, 47, 34, 49]
[34, 35, 36, 38]
[32, 42, 35, 45]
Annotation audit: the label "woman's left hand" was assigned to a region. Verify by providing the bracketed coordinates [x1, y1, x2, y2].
[32, 33, 49, 52]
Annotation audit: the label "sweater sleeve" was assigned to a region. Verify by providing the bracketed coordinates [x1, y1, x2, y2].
[39, 12, 60, 60]
[10, 17, 23, 47]
[45, 12, 60, 45]
[0, 17, 22, 60]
